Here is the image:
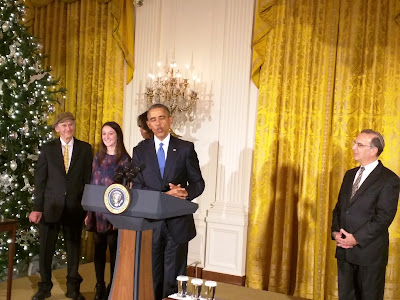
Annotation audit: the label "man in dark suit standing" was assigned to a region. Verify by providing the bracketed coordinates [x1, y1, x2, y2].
[331, 129, 400, 300]
[132, 104, 205, 300]
[29, 112, 92, 300]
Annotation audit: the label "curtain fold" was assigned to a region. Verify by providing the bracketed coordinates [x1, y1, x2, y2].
[248, 0, 400, 299]
[251, 0, 278, 88]
[24, 0, 134, 261]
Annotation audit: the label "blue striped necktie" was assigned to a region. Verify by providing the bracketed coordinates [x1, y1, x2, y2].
[157, 142, 165, 178]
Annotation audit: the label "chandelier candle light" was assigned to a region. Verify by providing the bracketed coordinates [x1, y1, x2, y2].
[145, 60, 200, 129]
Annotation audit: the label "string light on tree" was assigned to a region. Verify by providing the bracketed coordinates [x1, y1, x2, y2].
[0, 0, 65, 279]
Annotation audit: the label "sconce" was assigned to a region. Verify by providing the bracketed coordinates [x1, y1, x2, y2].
[133, 0, 144, 7]
[145, 60, 201, 131]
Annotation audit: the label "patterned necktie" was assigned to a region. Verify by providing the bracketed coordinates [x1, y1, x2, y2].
[351, 166, 365, 198]
[63, 145, 69, 173]
[157, 142, 165, 178]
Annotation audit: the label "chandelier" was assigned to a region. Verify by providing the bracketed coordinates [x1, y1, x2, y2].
[145, 60, 200, 130]
[133, 0, 144, 7]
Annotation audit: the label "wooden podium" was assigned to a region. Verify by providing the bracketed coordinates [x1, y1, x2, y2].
[110, 229, 153, 300]
[81, 185, 198, 300]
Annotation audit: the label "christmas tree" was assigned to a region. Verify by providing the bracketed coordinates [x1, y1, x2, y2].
[0, 0, 65, 280]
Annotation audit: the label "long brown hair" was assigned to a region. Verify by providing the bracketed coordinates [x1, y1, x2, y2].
[98, 122, 130, 165]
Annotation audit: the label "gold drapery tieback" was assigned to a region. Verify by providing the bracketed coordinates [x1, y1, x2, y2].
[63, 145, 69, 173]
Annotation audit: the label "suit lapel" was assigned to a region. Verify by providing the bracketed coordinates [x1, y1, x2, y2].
[54, 139, 65, 171]
[349, 162, 383, 205]
[146, 139, 163, 180]
[163, 136, 178, 182]
[68, 138, 80, 173]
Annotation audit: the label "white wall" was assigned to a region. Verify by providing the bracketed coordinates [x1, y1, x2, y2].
[123, 0, 258, 277]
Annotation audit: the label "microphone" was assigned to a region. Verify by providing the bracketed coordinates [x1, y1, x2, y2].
[114, 163, 144, 186]
[125, 162, 144, 180]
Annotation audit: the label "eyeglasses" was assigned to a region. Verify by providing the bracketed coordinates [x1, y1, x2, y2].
[352, 141, 373, 148]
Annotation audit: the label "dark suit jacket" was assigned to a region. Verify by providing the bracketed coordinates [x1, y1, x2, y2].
[34, 138, 93, 223]
[132, 136, 205, 243]
[331, 161, 400, 266]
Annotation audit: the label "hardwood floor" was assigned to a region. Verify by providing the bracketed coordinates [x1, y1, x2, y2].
[0, 262, 307, 300]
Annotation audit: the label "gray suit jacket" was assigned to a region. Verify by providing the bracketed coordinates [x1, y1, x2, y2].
[34, 138, 92, 223]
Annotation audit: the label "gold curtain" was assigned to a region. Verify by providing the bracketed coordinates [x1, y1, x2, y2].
[24, 0, 134, 260]
[247, 0, 400, 299]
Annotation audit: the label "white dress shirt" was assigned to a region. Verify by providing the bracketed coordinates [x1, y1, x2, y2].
[60, 137, 74, 169]
[154, 134, 170, 161]
[353, 160, 379, 187]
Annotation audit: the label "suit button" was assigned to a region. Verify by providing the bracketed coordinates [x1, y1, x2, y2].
[346, 211, 349, 214]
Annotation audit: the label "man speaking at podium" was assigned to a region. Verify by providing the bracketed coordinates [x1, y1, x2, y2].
[132, 104, 205, 300]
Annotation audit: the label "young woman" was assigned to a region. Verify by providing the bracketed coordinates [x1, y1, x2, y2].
[85, 122, 130, 300]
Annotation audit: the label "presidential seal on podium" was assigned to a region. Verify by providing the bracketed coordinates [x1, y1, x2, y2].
[104, 184, 130, 214]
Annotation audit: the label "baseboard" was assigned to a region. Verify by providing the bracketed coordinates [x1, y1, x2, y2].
[186, 266, 245, 286]
[187, 265, 203, 279]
